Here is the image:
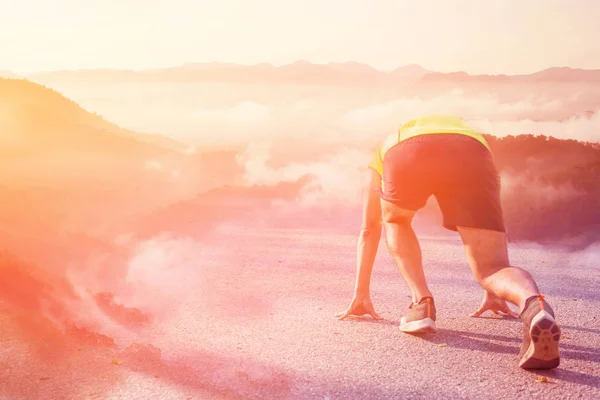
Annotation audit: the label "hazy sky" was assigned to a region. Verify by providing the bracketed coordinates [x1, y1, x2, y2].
[1, 0, 599, 75]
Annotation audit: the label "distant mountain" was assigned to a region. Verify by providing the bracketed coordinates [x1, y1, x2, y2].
[328, 61, 382, 75]
[420, 71, 511, 84]
[418, 67, 600, 85]
[27, 62, 600, 86]
[390, 64, 430, 80]
[0, 78, 247, 245]
[526, 67, 600, 82]
[0, 78, 185, 156]
[133, 174, 317, 239]
[27, 62, 431, 86]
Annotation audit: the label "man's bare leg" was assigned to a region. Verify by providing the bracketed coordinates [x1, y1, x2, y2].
[456, 226, 539, 311]
[381, 200, 437, 333]
[381, 200, 431, 303]
[457, 226, 561, 369]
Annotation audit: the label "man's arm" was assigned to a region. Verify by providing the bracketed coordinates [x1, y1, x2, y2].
[335, 167, 384, 320]
[353, 168, 383, 296]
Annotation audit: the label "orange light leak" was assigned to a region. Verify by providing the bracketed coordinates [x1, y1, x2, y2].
[1, 2, 599, 397]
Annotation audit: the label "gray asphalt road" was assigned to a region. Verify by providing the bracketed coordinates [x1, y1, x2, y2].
[1, 229, 599, 399]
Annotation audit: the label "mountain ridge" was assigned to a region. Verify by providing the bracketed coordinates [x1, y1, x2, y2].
[24, 62, 600, 86]
[0, 77, 188, 155]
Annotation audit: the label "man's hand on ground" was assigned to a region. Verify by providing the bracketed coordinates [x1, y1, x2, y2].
[470, 290, 519, 318]
[335, 295, 383, 321]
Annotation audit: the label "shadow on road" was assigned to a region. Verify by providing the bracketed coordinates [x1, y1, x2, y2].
[335, 315, 399, 326]
[413, 328, 600, 389]
[469, 315, 521, 322]
[561, 324, 600, 335]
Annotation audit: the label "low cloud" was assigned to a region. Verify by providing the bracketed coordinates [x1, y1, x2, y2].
[45, 81, 600, 146]
[190, 101, 271, 124]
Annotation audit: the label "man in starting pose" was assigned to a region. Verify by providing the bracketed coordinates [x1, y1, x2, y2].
[335, 115, 561, 369]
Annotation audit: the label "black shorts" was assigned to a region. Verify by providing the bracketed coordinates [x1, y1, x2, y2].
[376, 134, 506, 232]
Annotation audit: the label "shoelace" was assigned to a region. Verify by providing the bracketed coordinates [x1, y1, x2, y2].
[408, 298, 433, 313]
[538, 294, 545, 311]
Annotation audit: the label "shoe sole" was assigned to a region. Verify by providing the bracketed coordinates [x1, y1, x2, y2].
[519, 310, 561, 369]
[399, 317, 437, 333]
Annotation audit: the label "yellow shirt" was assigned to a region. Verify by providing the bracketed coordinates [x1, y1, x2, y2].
[368, 115, 491, 176]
